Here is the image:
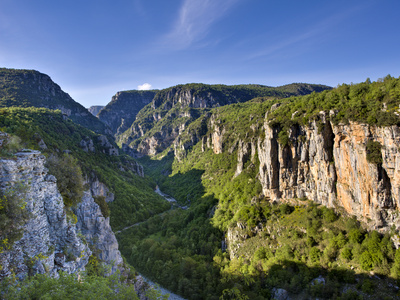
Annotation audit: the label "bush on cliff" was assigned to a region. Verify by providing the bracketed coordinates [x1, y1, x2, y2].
[45, 154, 84, 208]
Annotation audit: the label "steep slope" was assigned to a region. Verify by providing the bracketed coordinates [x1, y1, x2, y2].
[0, 68, 110, 134]
[88, 105, 104, 116]
[0, 107, 170, 232]
[118, 76, 400, 299]
[0, 149, 91, 279]
[118, 83, 331, 156]
[98, 90, 157, 135]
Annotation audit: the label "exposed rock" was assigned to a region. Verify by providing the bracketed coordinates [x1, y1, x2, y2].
[88, 105, 104, 117]
[271, 288, 289, 300]
[98, 135, 119, 156]
[311, 275, 326, 285]
[257, 118, 400, 232]
[0, 150, 91, 280]
[86, 175, 115, 203]
[75, 191, 123, 274]
[234, 140, 251, 177]
[98, 90, 156, 135]
[79, 138, 95, 153]
[38, 139, 47, 150]
[0, 131, 9, 147]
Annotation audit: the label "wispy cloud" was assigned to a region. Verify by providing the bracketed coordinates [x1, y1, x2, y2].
[246, 4, 369, 61]
[162, 0, 240, 50]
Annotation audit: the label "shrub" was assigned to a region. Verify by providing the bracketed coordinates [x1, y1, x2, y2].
[366, 140, 382, 164]
[45, 154, 84, 208]
[94, 195, 110, 218]
[0, 182, 30, 252]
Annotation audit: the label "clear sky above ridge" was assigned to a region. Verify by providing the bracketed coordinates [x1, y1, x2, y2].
[1, 0, 399, 107]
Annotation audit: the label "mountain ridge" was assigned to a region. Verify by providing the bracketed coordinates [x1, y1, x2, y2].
[0, 68, 111, 135]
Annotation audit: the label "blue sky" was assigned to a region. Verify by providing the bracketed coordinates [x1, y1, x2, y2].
[1, 0, 400, 107]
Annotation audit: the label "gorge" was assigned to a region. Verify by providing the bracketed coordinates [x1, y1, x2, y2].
[1, 68, 400, 299]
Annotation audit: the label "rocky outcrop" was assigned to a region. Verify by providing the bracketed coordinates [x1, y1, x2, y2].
[257, 118, 400, 231]
[0, 147, 127, 280]
[75, 192, 123, 274]
[98, 135, 119, 156]
[99, 90, 157, 135]
[0, 150, 91, 280]
[88, 106, 104, 117]
[86, 175, 115, 203]
[120, 83, 331, 157]
[79, 137, 95, 153]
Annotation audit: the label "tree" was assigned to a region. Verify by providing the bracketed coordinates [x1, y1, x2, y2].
[45, 154, 84, 207]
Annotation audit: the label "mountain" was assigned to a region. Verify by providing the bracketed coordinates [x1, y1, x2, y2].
[117, 83, 331, 156]
[98, 90, 158, 135]
[0, 68, 110, 135]
[2, 67, 400, 299]
[88, 105, 104, 116]
[117, 76, 400, 299]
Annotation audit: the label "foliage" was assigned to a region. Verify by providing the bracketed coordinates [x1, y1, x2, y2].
[94, 195, 110, 218]
[0, 182, 30, 253]
[0, 133, 22, 157]
[0, 271, 139, 300]
[0, 107, 170, 230]
[46, 154, 84, 208]
[0, 68, 109, 134]
[366, 140, 383, 164]
[268, 76, 400, 140]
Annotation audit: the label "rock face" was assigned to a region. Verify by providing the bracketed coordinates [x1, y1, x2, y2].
[75, 192, 123, 274]
[0, 150, 91, 280]
[88, 105, 104, 116]
[256, 119, 400, 231]
[0, 149, 125, 280]
[120, 83, 331, 157]
[99, 90, 157, 135]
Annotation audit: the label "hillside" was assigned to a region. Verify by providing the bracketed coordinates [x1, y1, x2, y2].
[0, 107, 170, 231]
[117, 83, 331, 156]
[117, 75, 400, 299]
[0, 68, 110, 135]
[98, 90, 158, 135]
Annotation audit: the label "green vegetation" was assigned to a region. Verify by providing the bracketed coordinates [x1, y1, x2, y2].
[0, 107, 170, 231]
[0, 68, 109, 134]
[366, 140, 383, 164]
[118, 82, 330, 154]
[45, 154, 84, 208]
[117, 76, 400, 299]
[0, 182, 30, 254]
[268, 76, 400, 137]
[0, 271, 142, 300]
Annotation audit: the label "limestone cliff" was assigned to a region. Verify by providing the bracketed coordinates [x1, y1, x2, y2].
[75, 192, 123, 274]
[0, 150, 91, 279]
[88, 105, 104, 116]
[178, 105, 400, 233]
[255, 119, 400, 231]
[99, 90, 157, 135]
[0, 149, 125, 279]
[119, 83, 331, 156]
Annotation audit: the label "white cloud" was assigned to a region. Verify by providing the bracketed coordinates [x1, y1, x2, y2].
[138, 83, 152, 90]
[162, 0, 241, 49]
